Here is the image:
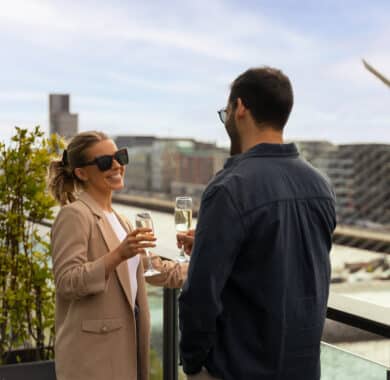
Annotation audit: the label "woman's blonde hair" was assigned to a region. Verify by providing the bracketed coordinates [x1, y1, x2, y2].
[48, 131, 109, 205]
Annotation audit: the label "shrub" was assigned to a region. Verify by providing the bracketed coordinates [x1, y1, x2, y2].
[0, 126, 64, 363]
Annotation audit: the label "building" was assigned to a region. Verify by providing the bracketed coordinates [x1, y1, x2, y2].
[295, 140, 336, 166]
[334, 144, 390, 226]
[49, 94, 78, 140]
[113, 135, 229, 201]
[113, 136, 156, 193]
[150, 139, 195, 194]
[114, 135, 156, 149]
[298, 141, 390, 227]
[125, 145, 153, 192]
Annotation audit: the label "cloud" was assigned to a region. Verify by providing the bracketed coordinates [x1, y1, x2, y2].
[107, 72, 206, 94]
[0, 0, 316, 64]
[0, 91, 45, 102]
[74, 95, 139, 110]
[0, 0, 389, 147]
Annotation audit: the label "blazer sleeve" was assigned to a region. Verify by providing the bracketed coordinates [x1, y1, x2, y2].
[144, 256, 188, 288]
[122, 213, 188, 289]
[51, 206, 107, 301]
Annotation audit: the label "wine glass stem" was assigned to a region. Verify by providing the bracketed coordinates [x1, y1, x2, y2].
[147, 250, 154, 271]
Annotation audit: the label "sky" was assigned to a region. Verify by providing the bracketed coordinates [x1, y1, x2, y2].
[1, 0, 389, 147]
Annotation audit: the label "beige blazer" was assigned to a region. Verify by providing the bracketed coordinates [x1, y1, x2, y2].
[51, 192, 187, 380]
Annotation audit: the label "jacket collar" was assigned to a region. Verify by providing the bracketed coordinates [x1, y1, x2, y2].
[224, 143, 299, 169]
[77, 191, 105, 218]
[77, 192, 131, 232]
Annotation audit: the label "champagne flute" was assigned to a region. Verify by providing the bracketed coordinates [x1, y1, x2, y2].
[135, 211, 160, 277]
[174, 196, 192, 263]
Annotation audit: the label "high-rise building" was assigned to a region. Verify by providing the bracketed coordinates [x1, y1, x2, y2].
[49, 94, 78, 140]
[332, 144, 390, 226]
[298, 141, 390, 227]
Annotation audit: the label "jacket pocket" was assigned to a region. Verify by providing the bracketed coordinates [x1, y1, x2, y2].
[82, 318, 123, 334]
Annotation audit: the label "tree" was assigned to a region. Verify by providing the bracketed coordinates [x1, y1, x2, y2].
[0, 126, 64, 363]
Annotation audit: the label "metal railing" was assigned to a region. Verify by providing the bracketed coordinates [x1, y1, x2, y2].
[162, 289, 389, 380]
[163, 288, 179, 380]
[31, 209, 390, 379]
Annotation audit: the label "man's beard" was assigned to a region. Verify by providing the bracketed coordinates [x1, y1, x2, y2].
[225, 115, 241, 156]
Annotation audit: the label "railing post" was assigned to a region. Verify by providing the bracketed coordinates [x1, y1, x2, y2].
[163, 288, 179, 380]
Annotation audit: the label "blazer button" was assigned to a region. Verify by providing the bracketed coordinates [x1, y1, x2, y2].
[101, 325, 108, 333]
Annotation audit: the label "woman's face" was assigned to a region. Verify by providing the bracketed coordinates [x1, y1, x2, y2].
[75, 139, 126, 194]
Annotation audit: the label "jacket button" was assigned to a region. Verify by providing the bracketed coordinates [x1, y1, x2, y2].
[101, 325, 108, 333]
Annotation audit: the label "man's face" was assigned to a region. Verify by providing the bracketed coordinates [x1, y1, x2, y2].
[225, 101, 241, 156]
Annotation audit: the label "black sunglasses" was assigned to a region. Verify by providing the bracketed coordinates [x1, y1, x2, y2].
[79, 148, 129, 171]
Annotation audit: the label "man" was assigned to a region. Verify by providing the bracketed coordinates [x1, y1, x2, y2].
[178, 67, 336, 380]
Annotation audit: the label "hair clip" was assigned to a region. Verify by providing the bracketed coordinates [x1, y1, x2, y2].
[61, 149, 69, 166]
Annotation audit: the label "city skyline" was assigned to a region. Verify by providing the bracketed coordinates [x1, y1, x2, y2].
[1, 0, 389, 146]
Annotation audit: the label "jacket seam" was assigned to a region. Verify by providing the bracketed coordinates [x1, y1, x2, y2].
[228, 152, 299, 167]
[242, 196, 336, 218]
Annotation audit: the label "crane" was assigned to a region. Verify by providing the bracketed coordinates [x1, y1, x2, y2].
[362, 59, 390, 87]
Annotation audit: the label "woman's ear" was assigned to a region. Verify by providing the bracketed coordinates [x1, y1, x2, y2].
[73, 167, 88, 182]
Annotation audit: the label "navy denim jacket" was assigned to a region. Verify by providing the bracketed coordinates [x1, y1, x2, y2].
[179, 143, 336, 380]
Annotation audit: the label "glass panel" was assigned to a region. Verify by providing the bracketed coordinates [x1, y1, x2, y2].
[321, 342, 389, 380]
[322, 319, 389, 367]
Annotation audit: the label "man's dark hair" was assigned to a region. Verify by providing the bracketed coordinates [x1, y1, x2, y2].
[229, 66, 294, 130]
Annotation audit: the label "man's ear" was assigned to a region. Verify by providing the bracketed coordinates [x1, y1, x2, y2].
[235, 98, 247, 119]
[74, 167, 88, 182]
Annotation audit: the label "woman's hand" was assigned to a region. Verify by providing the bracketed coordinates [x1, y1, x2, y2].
[105, 228, 156, 279]
[176, 229, 195, 255]
[116, 228, 156, 260]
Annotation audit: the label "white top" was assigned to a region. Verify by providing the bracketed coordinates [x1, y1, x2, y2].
[103, 211, 139, 308]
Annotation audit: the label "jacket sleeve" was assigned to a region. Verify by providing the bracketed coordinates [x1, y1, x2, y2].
[145, 256, 188, 288]
[178, 186, 246, 375]
[51, 206, 107, 301]
[121, 214, 189, 289]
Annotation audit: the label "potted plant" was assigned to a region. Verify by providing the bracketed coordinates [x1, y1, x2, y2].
[0, 126, 63, 378]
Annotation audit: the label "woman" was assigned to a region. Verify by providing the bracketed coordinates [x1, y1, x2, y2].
[49, 131, 186, 380]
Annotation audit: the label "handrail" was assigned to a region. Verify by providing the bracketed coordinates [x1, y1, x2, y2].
[326, 306, 389, 338]
[327, 292, 390, 338]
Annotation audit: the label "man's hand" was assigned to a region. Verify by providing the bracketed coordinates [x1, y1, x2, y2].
[177, 229, 195, 255]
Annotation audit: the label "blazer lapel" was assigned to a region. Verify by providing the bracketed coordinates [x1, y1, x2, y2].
[77, 192, 134, 309]
[111, 212, 140, 309]
[114, 211, 133, 233]
[96, 216, 134, 309]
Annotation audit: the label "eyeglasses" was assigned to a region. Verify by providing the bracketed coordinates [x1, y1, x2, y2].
[79, 148, 129, 171]
[217, 108, 227, 124]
